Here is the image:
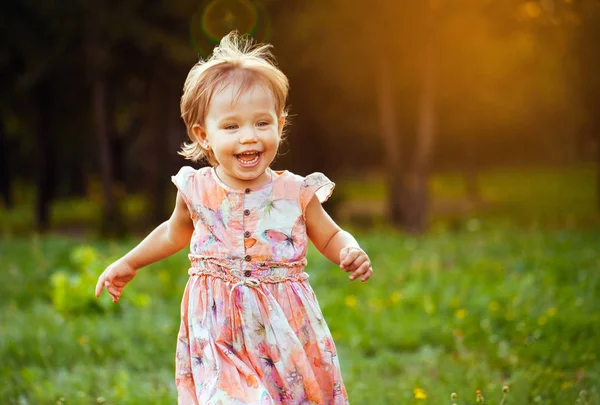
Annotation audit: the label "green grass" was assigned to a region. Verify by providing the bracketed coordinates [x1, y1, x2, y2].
[337, 164, 597, 229]
[1, 165, 599, 404]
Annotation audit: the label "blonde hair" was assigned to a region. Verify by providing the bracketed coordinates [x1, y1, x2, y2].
[179, 31, 290, 166]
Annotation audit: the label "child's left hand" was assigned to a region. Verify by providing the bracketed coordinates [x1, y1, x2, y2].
[339, 246, 373, 282]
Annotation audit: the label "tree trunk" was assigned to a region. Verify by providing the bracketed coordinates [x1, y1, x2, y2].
[375, 51, 409, 227]
[597, 130, 600, 213]
[0, 113, 12, 209]
[34, 80, 56, 231]
[91, 72, 122, 235]
[409, 37, 436, 233]
[141, 70, 169, 227]
[463, 169, 482, 204]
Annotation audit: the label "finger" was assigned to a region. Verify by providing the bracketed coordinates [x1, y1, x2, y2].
[105, 282, 122, 300]
[340, 248, 361, 268]
[349, 261, 370, 281]
[338, 248, 349, 267]
[344, 254, 368, 272]
[95, 273, 106, 297]
[108, 290, 120, 303]
[360, 266, 373, 282]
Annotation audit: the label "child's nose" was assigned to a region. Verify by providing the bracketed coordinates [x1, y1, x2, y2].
[239, 127, 259, 143]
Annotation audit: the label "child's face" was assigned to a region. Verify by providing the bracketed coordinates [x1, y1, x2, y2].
[194, 81, 283, 187]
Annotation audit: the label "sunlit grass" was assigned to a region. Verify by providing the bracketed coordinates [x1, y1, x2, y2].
[0, 165, 599, 404]
[337, 163, 597, 229]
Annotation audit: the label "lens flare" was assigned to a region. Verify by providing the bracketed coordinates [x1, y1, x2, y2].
[190, 0, 271, 56]
[202, 0, 257, 41]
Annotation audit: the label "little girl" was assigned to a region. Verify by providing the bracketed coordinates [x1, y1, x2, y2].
[95, 32, 373, 405]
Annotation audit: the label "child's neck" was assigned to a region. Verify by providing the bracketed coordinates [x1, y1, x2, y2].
[213, 166, 273, 191]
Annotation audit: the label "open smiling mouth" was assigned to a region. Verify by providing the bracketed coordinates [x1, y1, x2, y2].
[235, 151, 262, 167]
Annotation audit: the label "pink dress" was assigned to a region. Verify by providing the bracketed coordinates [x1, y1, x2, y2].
[171, 166, 349, 405]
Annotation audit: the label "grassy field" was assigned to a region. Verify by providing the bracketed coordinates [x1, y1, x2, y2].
[1, 165, 599, 404]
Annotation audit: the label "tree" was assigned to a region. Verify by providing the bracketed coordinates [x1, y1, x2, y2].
[280, 1, 439, 232]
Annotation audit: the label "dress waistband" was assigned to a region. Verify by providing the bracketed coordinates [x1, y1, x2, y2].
[187, 254, 309, 284]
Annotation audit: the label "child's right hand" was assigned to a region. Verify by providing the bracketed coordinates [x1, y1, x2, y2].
[94, 258, 138, 303]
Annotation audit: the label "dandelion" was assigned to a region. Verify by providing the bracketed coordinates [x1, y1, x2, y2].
[77, 336, 89, 345]
[414, 387, 427, 400]
[488, 300, 500, 312]
[537, 315, 547, 326]
[476, 389, 485, 403]
[455, 308, 467, 320]
[389, 291, 402, 304]
[577, 390, 589, 405]
[344, 295, 357, 309]
[547, 307, 557, 317]
[500, 386, 509, 405]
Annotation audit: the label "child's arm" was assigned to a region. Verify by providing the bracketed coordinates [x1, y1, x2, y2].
[305, 196, 373, 282]
[121, 191, 194, 269]
[94, 191, 194, 302]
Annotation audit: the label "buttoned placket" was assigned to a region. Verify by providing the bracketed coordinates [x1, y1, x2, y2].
[242, 188, 252, 277]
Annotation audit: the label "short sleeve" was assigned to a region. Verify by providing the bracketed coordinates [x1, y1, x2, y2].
[300, 172, 335, 216]
[171, 166, 197, 211]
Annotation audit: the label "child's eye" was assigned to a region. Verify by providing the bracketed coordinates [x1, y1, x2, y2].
[256, 121, 270, 127]
[224, 124, 238, 130]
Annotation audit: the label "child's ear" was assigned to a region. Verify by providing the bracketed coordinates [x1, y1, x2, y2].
[192, 124, 209, 148]
[278, 115, 286, 137]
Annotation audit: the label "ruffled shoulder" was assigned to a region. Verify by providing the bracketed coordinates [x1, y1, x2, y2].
[171, 166, 198, 210]
[299, 172, 335, 215]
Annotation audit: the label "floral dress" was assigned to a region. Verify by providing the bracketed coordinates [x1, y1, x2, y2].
[171, 166, 349, 405]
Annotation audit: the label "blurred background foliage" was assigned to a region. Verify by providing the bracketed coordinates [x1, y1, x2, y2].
[1, 0, 599, 404]
[0, 0, 599, 234]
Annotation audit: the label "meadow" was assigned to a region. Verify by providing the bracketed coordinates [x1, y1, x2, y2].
[1, 165, 599, 404]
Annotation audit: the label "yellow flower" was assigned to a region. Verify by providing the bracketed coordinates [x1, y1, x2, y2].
[488, 301, 500, 312]
[413, 387, 427, 399]
[538, 315, 547, 326]
[345, 295, 357, 309]
[561, 381, 572, 390]
[547, 307, 557, 317]
[455, 308, 467, 320]
[389, 291, 402, 304]
[77, 336, 89, 345]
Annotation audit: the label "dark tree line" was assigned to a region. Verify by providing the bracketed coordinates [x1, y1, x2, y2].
[1, 0, 598, 234]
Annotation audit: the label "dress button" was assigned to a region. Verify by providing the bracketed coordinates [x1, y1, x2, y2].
[244, 231, 251, 238]
[244, 209, 250, 216]
[244, 270, 252, 277]
[245, 255, 251, 261]
[245, 188, 251, 194]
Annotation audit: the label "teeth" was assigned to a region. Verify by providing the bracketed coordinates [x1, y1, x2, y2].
[237, 152, 259, 165]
